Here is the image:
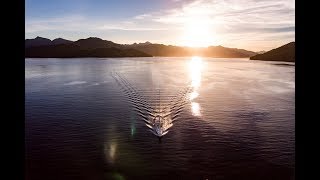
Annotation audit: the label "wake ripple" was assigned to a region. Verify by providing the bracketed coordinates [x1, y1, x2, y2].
[111, 72, 192, 138]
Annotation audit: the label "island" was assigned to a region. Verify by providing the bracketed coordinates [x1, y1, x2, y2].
[250, 42, 295, 62]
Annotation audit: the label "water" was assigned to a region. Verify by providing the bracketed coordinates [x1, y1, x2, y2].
[25, 57, 295, 180]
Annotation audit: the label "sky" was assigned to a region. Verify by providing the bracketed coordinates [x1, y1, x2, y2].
[25, 0, 295, 51]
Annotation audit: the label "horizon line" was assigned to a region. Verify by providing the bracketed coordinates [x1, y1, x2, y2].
[25, 36, 294, 52]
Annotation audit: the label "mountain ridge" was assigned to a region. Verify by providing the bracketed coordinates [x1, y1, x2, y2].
[25, 36, 259, 58]
[250, 42, 295, 62]
[25, 37, 73, 48]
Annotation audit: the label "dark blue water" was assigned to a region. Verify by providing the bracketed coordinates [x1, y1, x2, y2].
[25, 57, 295, 180]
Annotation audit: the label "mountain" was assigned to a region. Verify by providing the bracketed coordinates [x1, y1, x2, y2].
[124, 44, 257, 57]
[203, 46, 256, 58]
[130, 41, 152, 46]
[256, 50, 266, 54]
[25, 36, 73, 48]
[125, 44, 190, 56]
[25, 36, 52, 48]
[250, 42, 295, 62]
[73, 37, 121, 49]
[231, 48, 258, 57]
[52, 38, 73, 45]
[25, 37, 151, 58]
[25, 36, 258, 58]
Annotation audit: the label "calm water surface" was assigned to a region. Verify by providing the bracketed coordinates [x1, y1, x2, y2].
[25, 57, 295, 180]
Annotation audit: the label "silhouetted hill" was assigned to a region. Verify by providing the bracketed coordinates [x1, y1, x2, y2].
[124, 44, 257, 57]
[203, 46, 254, 58]
[26, 42, 151, 58]
[25, 36, 73, 48]
[231, 48, 257, 57]
[130, 41, 152, 46]
[52, 38, 73, 45]
[25, 37, 258, 58]
[250, 42, 295, 62]
[73, 37, 121, 49]
[25, 36, 52, 48]
[256, 50, 266, 54]
[126, 44, 190, 56]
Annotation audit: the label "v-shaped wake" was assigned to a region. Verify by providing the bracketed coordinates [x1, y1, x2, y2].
[111, 72, 192, 139]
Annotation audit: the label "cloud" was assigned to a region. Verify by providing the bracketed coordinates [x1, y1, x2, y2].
[25, 15, 91, 33]
[25, 0, 294, 51]
[133, 14, 152, 20]
[148, 0, 295, 50]
[25, 14, 170, 33]
[97, 24, 169, 31]
[152, 0, 294, 27]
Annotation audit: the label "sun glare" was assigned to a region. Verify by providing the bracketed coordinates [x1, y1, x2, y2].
[188, 56, 203, 117]
[180, 19, 215, 47]
[189, 56, 203, 88]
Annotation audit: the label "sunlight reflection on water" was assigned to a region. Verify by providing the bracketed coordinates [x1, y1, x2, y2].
[191, 102, 201, 116]
[25, 58, 295, 179]
[188, 56, 203, 117]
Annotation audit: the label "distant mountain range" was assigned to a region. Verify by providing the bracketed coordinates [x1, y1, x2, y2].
[25, 36, 73, 47]
[256, 51, 266, 54]
[25, 37, 151, 58]
[25, 37, 259, 58]
[250, 42, 295, 62]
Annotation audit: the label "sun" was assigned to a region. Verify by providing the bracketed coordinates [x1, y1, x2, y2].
[180, 19, 215, 47]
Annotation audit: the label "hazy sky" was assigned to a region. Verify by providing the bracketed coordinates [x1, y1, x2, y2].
[25, 0, 295, 51]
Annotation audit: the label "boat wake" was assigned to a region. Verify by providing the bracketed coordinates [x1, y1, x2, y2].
[111, 72, 192, 139]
